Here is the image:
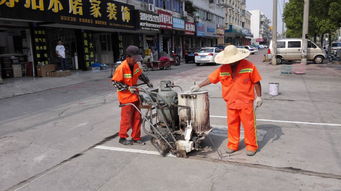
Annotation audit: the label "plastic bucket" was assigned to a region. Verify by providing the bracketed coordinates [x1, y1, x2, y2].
[269, 82, 279, 96]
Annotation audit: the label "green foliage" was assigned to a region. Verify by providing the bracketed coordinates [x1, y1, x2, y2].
[283, 0, 341, 39]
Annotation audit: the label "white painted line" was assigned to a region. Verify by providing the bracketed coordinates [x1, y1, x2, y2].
[210, 115, 341, 127]
[95, 145, 176, 157]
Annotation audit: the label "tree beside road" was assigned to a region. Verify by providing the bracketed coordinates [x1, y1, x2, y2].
[283, 0, 341, 46]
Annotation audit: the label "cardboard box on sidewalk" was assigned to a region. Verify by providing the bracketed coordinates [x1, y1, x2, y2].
[36, 64, 56, 77]
[49, 70, 71, 77]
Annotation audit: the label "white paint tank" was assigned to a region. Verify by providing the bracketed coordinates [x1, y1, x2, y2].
[178, 91, 211, 135]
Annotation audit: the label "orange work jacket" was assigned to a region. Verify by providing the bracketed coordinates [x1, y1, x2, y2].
[112, 60, 142, 104]
[208, 59, 262, 109]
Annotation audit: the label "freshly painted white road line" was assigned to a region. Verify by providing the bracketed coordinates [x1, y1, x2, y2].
[95, 145, 176, 157]
[210, 115, 341, 127]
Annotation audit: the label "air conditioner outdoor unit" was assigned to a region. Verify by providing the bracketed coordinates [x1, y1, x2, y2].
[148, 4, 155, 12]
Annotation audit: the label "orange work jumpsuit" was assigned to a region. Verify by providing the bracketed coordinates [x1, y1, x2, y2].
[112, 60, 143, 141]
[208, 59, 262, 152]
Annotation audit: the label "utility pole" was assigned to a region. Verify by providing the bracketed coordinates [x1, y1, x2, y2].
[272, 0, 277, 65]
[282, 0, 285, 37]
[301, 0, 309, 65]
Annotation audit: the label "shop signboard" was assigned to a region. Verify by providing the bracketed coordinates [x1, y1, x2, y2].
[216, 28, 225, 37]
[158, 10, 172, 29]
[185, 22, 195, 35]
[0, 0, 138, 30]
[139, 11, 160, 32]
[206, 23, 216, 37]
[172, 17, 184, 30]
[196, 22, 205, 36]
[226, 24, 243, 34]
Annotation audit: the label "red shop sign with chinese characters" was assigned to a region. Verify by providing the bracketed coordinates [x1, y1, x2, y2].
[158, 10, 172, 29]
[185, 22, 195, 35]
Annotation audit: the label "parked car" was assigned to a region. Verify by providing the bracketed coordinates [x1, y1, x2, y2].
[243, 45, 258, 54]
[268, 39, 326, 64]
[184, 49, 196, 63]
[331, 42, 341, 55]
[194, 47, 221, 66]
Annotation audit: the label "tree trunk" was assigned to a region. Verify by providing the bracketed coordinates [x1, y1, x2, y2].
[320, 33, 324, 48]
[328, 33, 332, 54]
[314, 33, 317, 43]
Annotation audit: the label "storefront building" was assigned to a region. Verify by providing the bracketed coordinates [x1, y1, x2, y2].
[184, 21, 196, 53]
[139, 11, 160, 61]
[225, 24, 245, 46]
[0, 0, 138, 79]
[158, 9, 172, 56]
[196, 22, 218, 47]
[172, 17, 185, 57]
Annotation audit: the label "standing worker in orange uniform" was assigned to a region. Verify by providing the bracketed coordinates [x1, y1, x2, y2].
[112, 45, 153, 145]
[191, 45, 263, 156]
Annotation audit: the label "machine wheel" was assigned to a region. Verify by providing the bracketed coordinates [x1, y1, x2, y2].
[314, 55, 324, 64]
[196, 63, 200, 66]
[151, 137, 170, 157]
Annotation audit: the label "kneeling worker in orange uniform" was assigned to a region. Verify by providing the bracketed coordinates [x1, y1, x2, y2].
[191, 45, 263, 156]
[112, 45, 153, 145]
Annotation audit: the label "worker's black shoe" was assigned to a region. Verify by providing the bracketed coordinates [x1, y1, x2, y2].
[119, 138, 132, 145]
[132, 139, 145, 145]
[226, 148, 236, 154]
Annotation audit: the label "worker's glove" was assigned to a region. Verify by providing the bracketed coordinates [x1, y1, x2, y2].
[112, 81, 128, 91]
[255, 96, 263, 108]
[128, 86, 138, 93]
[190, 85, 200, 92]
[147, 82, 153, 88]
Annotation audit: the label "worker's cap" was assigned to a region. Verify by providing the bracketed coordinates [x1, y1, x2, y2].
[125, 45, 142, 62]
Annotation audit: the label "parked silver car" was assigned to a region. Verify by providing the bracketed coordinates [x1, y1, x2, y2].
[269, 39, 326, 64]
[194, 47, 221, 66]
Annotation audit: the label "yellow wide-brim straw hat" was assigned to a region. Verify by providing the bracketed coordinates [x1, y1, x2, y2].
[214, 45, 250, 64]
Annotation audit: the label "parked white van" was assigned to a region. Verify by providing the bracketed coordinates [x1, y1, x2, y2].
[269, 39, 326, 64]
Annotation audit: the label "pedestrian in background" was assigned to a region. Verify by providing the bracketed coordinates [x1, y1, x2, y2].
[112, 45, 153, 145]
[55, 40, 66, 71]
[191, 45, 263, 156]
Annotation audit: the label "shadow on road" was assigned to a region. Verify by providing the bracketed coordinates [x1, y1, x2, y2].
[189, 124, 284, 158]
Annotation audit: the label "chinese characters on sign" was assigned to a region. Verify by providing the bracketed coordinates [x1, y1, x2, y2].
[0, 0, 19, 8]
[139, 11, 160, 32]
[48, 0, 63, 13]
[0, 0, 137, 29]
[32, 28, 49, 66]
[157, 10, 172, 29]
[121, 6, 130, 23]
[69, 0, 83, 15]
[172, 17, 184, 30]
[185, 22, 195, 35]
[24, 0, 44, 11]
[90, 0, 101, 18]
[106, 2, 117, 20]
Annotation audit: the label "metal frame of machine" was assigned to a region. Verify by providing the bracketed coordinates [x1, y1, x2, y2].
[121, 81, 212, 157]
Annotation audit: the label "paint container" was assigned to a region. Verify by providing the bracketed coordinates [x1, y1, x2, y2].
[269, 82, 279, 96]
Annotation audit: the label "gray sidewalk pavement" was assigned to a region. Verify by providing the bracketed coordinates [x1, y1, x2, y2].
[0, 70, 112, 100]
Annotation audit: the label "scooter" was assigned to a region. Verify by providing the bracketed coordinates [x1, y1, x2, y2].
[171, 51, 181, 66]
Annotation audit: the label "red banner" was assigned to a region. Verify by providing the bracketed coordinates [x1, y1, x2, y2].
[185, 22, 195, 35]
[158, 10, 172, 29]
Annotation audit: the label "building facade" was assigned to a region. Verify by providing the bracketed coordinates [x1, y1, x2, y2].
[222, 0, 252, 45]
[249, 9, 271, 45]
[0, 0, 225, 80]
[0, 0, 142, 80]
